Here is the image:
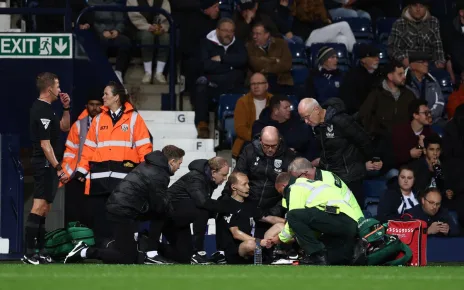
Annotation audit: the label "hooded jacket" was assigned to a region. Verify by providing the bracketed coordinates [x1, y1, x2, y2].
[106, 150, 173, 220]
[316, 98, 374, 183]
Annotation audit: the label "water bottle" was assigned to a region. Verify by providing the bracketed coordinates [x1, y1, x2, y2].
[254, 239, 262, 265]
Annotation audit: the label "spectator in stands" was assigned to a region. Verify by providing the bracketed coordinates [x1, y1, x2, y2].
[230, 126, 296, 235]
[87, 0, 131, 84]
[35, 0, 92, 32]
[246, 22, 293, 90]
[446, 73, 464, 119]
[195, 18, 248, 138]
[377, 166, 419, 223]
[407, 188, 459, 236]
[290, 0, 356, 52]
[127, 0, 171, 84]
[72, 0, 93, 30]
[304, 46, 343, 104]
[298, 98, 381, 204]
[391, 99, 434, 168]
[440, 0, 464, 77]
[359, 61, 415, 165]
[387, 0, 445, 68]
[232, 73, 273, 159]
[339, 43, 381, 115]
[252, 95, 316, 160]
[324, 0, 371, 20]
[405, 52, 445, 124]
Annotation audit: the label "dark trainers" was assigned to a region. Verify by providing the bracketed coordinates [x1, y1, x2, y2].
[21, 254, 40, 265]
[38, 254, 54, 264]
[191, 251, 211, 265]
[210, 251, 226, 264]
[64, 241, 88, 264]
[144, 254, 175, 265]
[299, 250, 328, 266]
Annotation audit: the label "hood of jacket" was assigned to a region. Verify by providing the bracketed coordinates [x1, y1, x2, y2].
[402, 7, 431, 22]
[144, 150, 173, 176]
[206, 29, 236, 52]
[322, 97, 346, 123]
[250, 133, 288, 158]
[188, 158, 209, 175]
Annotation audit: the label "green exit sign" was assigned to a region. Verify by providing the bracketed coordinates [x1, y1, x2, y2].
[0, 33, 72, 59]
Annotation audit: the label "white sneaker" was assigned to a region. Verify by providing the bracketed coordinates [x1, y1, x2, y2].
[142, 73, 152, 84]
[154, 72, 167, 84]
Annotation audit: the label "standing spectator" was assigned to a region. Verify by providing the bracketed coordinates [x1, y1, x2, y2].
[127, 0, 171, 84]
[232, 73, 273, 159]
[391, 99, 434, 168]
[446, 73, 464, 119]
[298, 97, 382, 205]
[377, 166, 419, 223]
[440, 0, 464, 77]
[405, 52, 445, 124]
[339, 43, 381, 115]
[387, 0, 445, 68]
[304, 46, 343, 103]
[194, 18, 248, 138]
[247, 22, 293, 90]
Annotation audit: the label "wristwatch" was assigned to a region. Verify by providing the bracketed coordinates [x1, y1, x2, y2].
[55, 164, 62, 171]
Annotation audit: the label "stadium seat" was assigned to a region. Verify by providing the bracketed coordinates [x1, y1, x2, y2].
[217, 93, 243, 125]
[363, 178, 387, 199]
[430, 68, 453, 95]
[351, 42, 390, 67]
[291, 64, 309, 85]
[288, 42, 308, 65]
[287, 95, 300, 111]
[219, 0, 235, 18]
[376, 17, 397, 44]
[308, 43, 350, 68]
[334, 17, 374, 42]
[224, 117, 236, 147]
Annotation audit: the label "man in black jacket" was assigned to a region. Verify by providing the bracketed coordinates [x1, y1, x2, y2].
[164, 156, 230, 264]
[298, 97, 382, 205]
[195, 17, 248, 138]
[64, 145, 185, 264]
[440, 0, 464, 78]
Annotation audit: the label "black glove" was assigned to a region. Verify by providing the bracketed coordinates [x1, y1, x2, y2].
[74, 171, 86, 182]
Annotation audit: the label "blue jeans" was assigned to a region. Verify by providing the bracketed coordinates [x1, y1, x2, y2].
[329, 8, 371, 20]
[283, 34, 304, 44]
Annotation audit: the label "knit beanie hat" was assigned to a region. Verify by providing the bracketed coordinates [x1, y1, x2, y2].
[200, 0, 219, 10]
[317, 46, 337, 66]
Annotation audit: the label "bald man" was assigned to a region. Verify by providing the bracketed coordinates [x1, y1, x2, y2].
[298, 97, 379, 205]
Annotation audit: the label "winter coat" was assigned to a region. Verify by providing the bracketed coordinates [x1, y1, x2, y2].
[304, 67, 343, 104]
[440, 15, 464, 75]
[88, 0, 125, 34]
[127, 0, 171, 32]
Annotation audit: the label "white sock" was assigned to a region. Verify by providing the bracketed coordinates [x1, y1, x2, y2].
[115, 70, 123, 84]
[81, 248, 87, 258]
[143, 61, 152, 74]
[146, 251, 158, 258]
[218, 251, 225, 255]
[156, 61, 166, 74]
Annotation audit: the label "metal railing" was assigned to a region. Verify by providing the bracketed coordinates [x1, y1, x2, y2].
[7, 143, 24, 254]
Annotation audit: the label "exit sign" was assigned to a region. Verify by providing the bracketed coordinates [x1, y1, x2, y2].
[0, 33, 72, 59]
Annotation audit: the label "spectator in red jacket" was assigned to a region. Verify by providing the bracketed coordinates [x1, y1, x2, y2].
[446, 73, 464, 119]
[392, 99, 434, 168]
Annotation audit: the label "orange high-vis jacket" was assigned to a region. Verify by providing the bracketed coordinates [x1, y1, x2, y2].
[76, 102, 152, 195]
[60, 109, 91, 193]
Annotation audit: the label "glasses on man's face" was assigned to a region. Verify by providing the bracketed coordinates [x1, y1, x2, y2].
[250, 82, 267, 86]
[425, 197, 441, 207]
[419, 110, 432, 116]
[301, 108, 316, 121]
[261, 143, 278, 150]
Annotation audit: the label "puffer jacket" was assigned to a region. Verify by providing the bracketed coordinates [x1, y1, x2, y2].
[316, 98, 374, 183]
[87, 0, 125, 35]
[233, 135, 297, 211]
[106, 150, 172, 220]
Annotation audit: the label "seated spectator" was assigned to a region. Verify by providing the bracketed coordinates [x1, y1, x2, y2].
[195, 18, 248, 138]
[377, 166, 419, 223]
[232, 73, 273, 159]
[406, 188, 460, 236]
[409, 134, 455, 206]
[216, 172, 285, 264]
[89, 0, 131, 84]
[359, 61, 416, 165]
[127, 0, 171, 84]
[446, 73, 464, 119]
[392, 99, 434, 168]
[252, 95, 316, 160]
[405, 52, 445, 124]
[233, 0, 280, 42]
[440, 0, 464, 77]
[324, 0, 371, 20]
[246, 22, 293, 90]
[339, 43, 382, 115]
[298, 97, 381, 205]
[387, 0, 445, 68]
[304, 46, 343, 104]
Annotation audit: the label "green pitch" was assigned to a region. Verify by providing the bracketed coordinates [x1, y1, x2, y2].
[0, 264, 463, 290]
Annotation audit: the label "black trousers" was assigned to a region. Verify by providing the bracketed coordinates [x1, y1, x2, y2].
[160, 200, 210, 263]
[346, 179, 364, 208]
[100, 34, 132, 75]
[87, 218, 139, 264]
[88, 194, 112, 248]
[64, 179, 92, 226]
[287, 208, 358, 265]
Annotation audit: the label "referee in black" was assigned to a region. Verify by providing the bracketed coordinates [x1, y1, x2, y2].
[23, 72, 71, 265]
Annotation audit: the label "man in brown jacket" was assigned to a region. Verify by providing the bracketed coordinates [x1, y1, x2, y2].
[232, 72, 272, 158]
[246, 22, 293, 90]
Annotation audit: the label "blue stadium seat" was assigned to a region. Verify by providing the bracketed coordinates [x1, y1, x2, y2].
[287, 95, 299, 111]
[352, 42, 389, 67]
[288, 42, 308, 65]
[334, 17, 374, 42]
[291, 64, 309, 85]
[219, 0, 235, 17]
[217, 93, 243, 124]
[376, 17, 397, 44]
[307, 43, 350, 68]
[224, 117, 236, 147]
[430, 68, 453, 95]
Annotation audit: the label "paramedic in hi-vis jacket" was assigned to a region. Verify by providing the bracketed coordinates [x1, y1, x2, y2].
[272, 169, 363, 265]
[61, 93, 102, 226]
[73, 81, 153, 246]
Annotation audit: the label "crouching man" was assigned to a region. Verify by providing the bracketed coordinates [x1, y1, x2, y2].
[63, 145, 185, 264]
[216, 172, 285, 264]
